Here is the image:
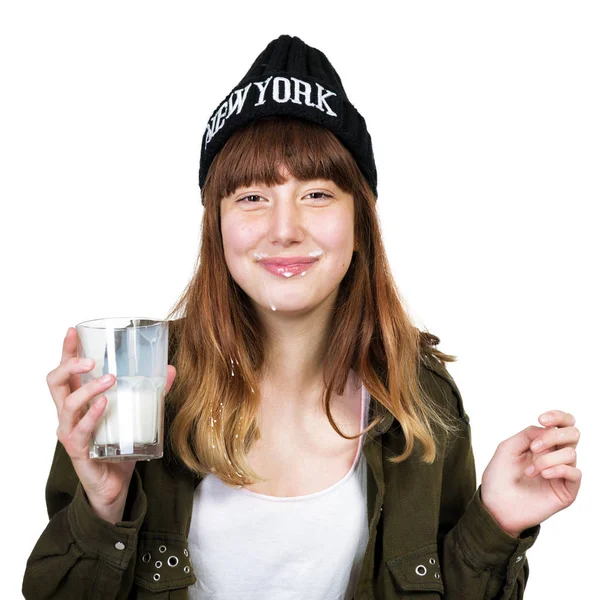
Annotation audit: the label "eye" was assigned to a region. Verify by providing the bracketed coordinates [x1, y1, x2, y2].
[236, 194, 263, 204]
[235, 191, 333, 204]
[306, 192, 332, 201]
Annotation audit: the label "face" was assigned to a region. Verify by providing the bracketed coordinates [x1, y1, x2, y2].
[220, 166, 356, 316]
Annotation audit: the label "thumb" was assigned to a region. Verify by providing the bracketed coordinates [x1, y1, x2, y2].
[165, 365, 177, 395]
[501, 424, 547, 457]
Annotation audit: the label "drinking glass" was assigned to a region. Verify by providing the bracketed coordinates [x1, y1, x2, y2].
[76, 317, 169, 460]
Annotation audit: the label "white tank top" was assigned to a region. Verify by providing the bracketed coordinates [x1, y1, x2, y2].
[187, 383, 371, 600]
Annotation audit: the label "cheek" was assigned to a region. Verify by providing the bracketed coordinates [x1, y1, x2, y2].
[222, 218, 255, 256]
[313, 217, 353, 252]
[221, 218, 263, 283]
[310, 221, 354, 275]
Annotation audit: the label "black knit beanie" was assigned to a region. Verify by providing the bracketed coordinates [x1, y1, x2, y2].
[198, 34, 377, 205]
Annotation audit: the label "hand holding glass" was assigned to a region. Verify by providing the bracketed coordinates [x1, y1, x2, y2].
[76, 318, 169, 460]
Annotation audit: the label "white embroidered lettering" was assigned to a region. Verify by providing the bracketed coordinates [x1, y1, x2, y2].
[227, 83, 253, 119]
[253, 76, 274, 106]
[290, 77, 313, 106]
[272, 77, 292, 103]
[204, 114, 218, 147]
[204, 76, 338, 148]
[315, 82, 337, 116]
[214, 102, 229, 137]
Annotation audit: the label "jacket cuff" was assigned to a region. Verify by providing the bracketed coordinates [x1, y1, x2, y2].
[456, 485, 540, 576]
[67, 468, 147, 570]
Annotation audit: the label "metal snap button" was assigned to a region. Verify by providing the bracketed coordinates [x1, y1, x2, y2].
[114, 541, 125, 551]
[184, 566, 191, 574]
[153, 573, 161, 581]
[434, 572, 440, 579]
[159, 545, 167, 553]
[516, 555, 523, 562]
[429, 558, 436, 565]
[155, 561, 162, 569]
[142, 552, 151, 563]
[167, 556, 179, 567]
[184, 548, 189, 557]
[415, 565, 427, 576]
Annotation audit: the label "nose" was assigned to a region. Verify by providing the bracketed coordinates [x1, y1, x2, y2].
[267, 197, 307, 246]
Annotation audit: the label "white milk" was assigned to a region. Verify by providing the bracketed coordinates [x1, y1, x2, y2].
[92, 375, 166, 446]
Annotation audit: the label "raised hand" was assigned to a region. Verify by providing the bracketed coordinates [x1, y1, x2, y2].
[480, 410, 581, 538]
[46, 326, 177, 524]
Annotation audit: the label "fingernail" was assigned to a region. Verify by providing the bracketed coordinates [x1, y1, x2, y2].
[100, 373, 113, 383]
[531, 439, 543, 451]
[525, 465, 535, 476]
[78, 358, 93, 367]
[540, 414, 551, 424]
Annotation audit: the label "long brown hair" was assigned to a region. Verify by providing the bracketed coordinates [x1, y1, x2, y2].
[164, 115, 460, 486]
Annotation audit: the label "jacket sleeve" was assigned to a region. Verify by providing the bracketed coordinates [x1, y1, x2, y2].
[22, 440, 147, 600]
[433, 364, 541, 600]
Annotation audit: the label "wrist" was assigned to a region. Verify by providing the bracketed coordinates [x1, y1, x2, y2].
[480, 493, 522, 539]
[504, 529, 522, 539]
[90, 501, 125, 525]
[86, 490, 128, 525]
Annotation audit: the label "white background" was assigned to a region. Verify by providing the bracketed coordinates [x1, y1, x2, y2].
[2, 1, 598, 598]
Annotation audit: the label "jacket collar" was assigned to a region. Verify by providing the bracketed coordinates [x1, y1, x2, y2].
[370, 399, 395, 436]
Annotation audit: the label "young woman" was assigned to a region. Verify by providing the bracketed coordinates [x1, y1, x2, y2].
[23, 35, 581, 600]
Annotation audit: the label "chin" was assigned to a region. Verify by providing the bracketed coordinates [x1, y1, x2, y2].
[259, 287, 338, 314]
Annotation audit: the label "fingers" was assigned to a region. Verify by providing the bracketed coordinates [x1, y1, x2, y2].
[502, 424, 546, 456]
[530, 425, 581, 454]
[63, 328, 87, 395]
[47, 327, 93, 410]
[536, 463, 582, 484]
[59, 327, 84, 393]
[501, 411, 579, 457]
[533, 463, 583, 506]
[538, 410, 576, 427]
[60, 327, 77, 364]
[57, 381, 112, 460]
[68, 394, 108, 454]
[59, 374, 116, 433]
[47, 354, 97, 414]
[538, 463, 582, 507]
[525, 446, 578, 477]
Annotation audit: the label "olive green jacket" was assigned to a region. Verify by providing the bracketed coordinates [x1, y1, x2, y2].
[23, 357, 540, 599]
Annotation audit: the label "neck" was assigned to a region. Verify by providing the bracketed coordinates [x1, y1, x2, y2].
[257, 303, 333, 408]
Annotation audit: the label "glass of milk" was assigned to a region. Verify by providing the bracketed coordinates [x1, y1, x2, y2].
[76, 317, 169, 461]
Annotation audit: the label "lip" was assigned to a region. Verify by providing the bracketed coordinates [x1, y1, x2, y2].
[259, 258, 318, 278]
[259, 256, 318, 266]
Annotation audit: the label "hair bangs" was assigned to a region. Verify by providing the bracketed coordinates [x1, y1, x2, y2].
[207, 115, 359, 201]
